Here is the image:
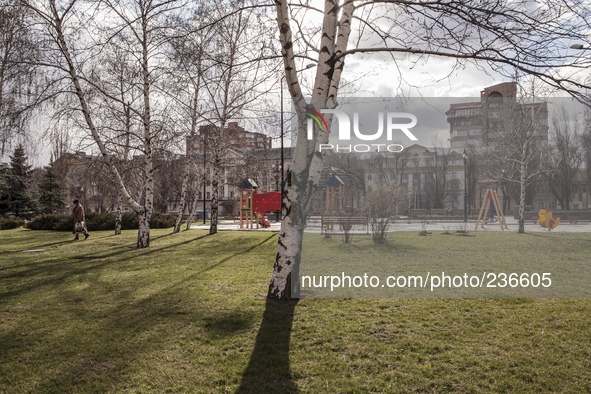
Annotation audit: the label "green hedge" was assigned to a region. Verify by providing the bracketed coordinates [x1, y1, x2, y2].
[0, 217, 26, 230]
[26, 212, 175, 231]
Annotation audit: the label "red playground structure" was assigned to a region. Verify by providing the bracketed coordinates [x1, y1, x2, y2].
[239, 179, 281, 229]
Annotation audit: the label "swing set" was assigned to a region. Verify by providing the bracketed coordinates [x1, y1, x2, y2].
[474, 189, 509, 230]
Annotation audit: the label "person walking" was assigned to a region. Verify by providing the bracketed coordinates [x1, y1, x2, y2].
[72, 199, 89, 240]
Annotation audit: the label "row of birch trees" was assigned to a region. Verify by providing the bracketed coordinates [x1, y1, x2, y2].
[6, 0, 279, 247]
[3, 0, 591, 298]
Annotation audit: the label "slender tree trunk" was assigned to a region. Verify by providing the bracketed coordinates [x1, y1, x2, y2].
[185, 198, 195, 230]
[268, 172, 296, 299]
[267, 0, 354, 299]
[115, 192, 122, 235]
[209, 149, 220, 235]
[174, 80, 200, 234]
[137, 208, 151, 247]
[173, 167, 190, 233]
[518, 158, 526, 234]
[49, 2, 143, 234]
[137, 14, 154, 248]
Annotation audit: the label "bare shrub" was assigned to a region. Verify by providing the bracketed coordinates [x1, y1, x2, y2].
[363, 185, 402, 244]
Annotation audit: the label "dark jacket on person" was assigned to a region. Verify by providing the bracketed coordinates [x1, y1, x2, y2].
[72, 204, 87, 234]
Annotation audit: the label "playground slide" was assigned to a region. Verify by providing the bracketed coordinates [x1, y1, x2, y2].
[252, 192, 279, 228]
[258, 214, 271, 228]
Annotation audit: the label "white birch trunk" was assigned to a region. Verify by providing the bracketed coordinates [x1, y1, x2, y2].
[268, 0, 353, 299]
[137, 14, 154, 248]
[518, 149, 527, 234]
[209, 148, 220, 235]
[185, 198, 195, 230]
[115, 192, 122, 235]
[175, 81, 200, 234]
[268, 173, 294, 299]
[138, 209, 151, 248]
[49, 2, 152, 249]
[173, 167, 190, 233]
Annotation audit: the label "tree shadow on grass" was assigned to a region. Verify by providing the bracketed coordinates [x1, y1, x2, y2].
[0, 234, 211, 300]
[236, 299, 299, 394]
[194, 233, 278, 276]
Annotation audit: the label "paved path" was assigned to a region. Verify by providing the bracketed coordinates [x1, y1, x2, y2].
[191, 218, 591, 233]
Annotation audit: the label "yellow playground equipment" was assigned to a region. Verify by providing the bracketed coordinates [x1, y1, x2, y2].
[538, 209, 560, 230]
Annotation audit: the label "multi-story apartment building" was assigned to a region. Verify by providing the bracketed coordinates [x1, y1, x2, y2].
[444, 82, 560, 213]
[188, 122, 272, 153]
[447, 82, 548, 149]
[359, 82, 574, 214]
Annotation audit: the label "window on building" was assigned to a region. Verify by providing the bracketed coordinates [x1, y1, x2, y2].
[454, 119, 476, 126]
[455, 108, 480, 117]
[469, 129, 481, 136]
[206, 192, 210, 199]
[548, 201, 556, 209]
[367, 174, 372, 181]
[537, 201, 545, 210]
[198, 192, 202, 199]
[230, 191, 234, 198]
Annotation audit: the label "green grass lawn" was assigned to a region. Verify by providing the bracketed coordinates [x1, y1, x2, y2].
[0, 228, 590, 393]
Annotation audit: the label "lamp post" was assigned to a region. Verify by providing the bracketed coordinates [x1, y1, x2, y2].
[203, 142, 206, 224]
[413, 155, 420, 209]
[273, 163, 279, 222]
[463, 149, 469, 222]
[279, 63, 316, 204]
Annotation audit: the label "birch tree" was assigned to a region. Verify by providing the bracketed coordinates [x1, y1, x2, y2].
[485, 92, 547, 233]
[24, 0, 184, 247]
[268, 0, 591, 299]
[166, 22, 208, 234]
[97, 44, 138, 234]
[200, 5, 276, 234]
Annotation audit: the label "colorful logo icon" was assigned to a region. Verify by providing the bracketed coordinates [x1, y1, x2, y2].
[304, 107, 328, 132]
